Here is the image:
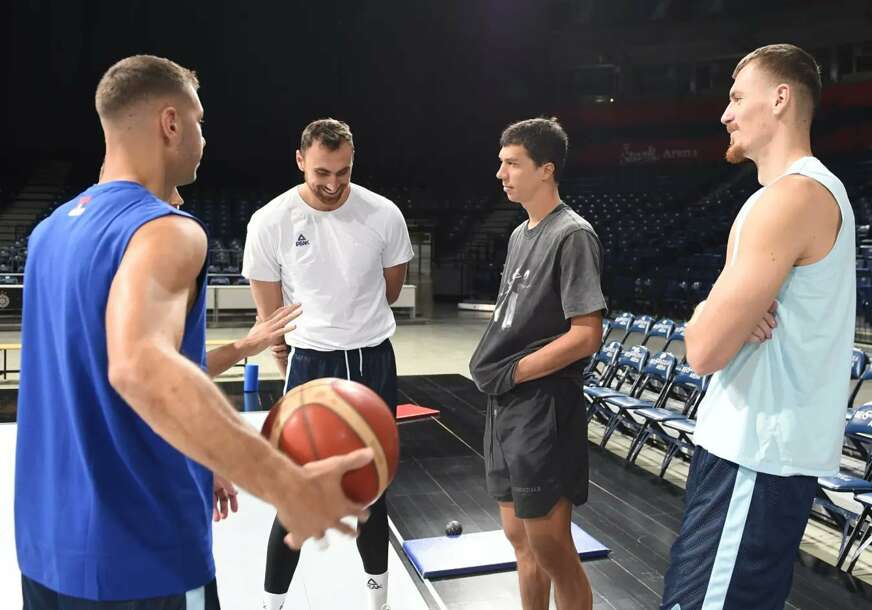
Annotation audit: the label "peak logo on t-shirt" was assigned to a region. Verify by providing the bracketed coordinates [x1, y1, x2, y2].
[295, 233, 310, 247]
[68, 195, 92, 217]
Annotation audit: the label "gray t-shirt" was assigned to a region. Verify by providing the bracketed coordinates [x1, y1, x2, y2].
[469, 203, 607, 396]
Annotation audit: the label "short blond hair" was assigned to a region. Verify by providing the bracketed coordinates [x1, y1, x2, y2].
[733, 44, 822, 112]
[95, 55, 199, 120]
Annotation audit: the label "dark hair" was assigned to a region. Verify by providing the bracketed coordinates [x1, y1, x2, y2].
[499, 117, 568, 183]
[95, 55, 199, 120]
[300, 118, 354, 152]
[733, 43, 822, 112]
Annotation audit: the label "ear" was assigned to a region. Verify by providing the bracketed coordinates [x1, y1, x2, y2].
[295, 149, 305, 172]
[772, 83, 791, 116]
[541, 161, 556, 182]
[160, 106, 180, 143]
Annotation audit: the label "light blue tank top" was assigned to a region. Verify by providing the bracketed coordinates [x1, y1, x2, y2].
[694, 157, 856, 477]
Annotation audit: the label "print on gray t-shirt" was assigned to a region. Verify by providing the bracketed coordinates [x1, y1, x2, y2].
[469, 203, 607, 396]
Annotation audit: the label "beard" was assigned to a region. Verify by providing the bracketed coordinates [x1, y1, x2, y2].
[316, 185, 344, 204]
[724, 142, 746, 164]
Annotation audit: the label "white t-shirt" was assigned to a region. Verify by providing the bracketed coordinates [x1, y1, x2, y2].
[242, 183, 413, 351]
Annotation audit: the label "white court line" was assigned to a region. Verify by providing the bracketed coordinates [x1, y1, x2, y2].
[388, 515, 449, 610]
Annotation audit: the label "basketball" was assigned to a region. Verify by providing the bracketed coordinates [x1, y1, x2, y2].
[261, 377, 399, 505]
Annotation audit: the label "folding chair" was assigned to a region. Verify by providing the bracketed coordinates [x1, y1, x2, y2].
[596, 347, 680, 449]
[816, 473, 872, 567]
[838, 492, 872, 572]
[599, 319, 612, 349]
[586, 345, 649, 428]
[603, 312, 634, 345]
[643, 318, 675, 353]
[847, 348, 869, 413]
[583, 340, 623, 392]
[812, 351, 872, 562]
[621, 315, 654, 348]
[651, 364, 711, 477]
[667, 323, 686, 361]
[845, 403, 872, 481]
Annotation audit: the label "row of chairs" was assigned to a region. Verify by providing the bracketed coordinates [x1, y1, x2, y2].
[586, 342, 709, 476]
[586, 314, 705, 476]
[590, 312, 872, 573]
[815, 347, 872, 573]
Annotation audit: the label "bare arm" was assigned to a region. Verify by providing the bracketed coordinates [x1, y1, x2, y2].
[250, 279, 285, 319]
[205, 305, 301, 378]
[513, 311, 604, 384]
[383, 262, 408, 304]
[686, 176, 840, 374]
[206, 341, 252, 379]
[250, 279, 291, 376]
[106, 215, 370, 547]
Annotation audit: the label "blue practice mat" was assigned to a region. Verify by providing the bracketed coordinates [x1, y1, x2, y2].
[403, 522, 610, 579]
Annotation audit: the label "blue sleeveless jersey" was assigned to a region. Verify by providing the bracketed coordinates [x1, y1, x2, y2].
[15, 181, 214, 600]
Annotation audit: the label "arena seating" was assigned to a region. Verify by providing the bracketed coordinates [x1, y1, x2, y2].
[589, 310, 872, 573]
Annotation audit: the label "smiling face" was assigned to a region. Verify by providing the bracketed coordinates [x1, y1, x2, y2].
[495, 144, 553, 204]
[296, 141, 353, 208]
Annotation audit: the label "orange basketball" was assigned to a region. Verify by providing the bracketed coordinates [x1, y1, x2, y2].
[261, 378, 399, 505]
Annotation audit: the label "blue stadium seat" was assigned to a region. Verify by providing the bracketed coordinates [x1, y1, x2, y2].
[652, 364, 711, 477]
[598, 319, 611, 349]
[603, 312, 634, 345]
[848, 348, 869, 410]
[666, 322, 686, 361]
[622, 314, 655, 348]
[838, 492, 872, 572]
[585, 343, 646, 420]
[815, 472, 872, 563]
[587, 346, 658, 448]
[584, 340, 623, 393]
[642, 318, 675, 353]
[845, 403, 872, 480]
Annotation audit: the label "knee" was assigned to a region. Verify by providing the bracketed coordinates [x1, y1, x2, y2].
[502, 523, 531, 558]
[527, 534, 575, 575]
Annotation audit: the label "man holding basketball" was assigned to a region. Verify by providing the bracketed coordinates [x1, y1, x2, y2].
[243, 118, 413, 610]
[15, 56, 372, 610]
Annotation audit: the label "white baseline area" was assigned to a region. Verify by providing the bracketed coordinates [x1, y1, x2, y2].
[0, 412, 429, 609]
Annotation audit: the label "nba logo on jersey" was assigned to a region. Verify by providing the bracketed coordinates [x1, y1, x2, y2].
[296, 233, 310, 247]
[68, 195, 92, 217]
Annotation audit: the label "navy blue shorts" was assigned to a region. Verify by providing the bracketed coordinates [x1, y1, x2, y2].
[22, 575, 220, 609]
[661, 447, 817, 610]
[283, 339, 397, 416]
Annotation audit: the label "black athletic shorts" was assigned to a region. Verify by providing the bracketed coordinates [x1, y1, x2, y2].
[484, 375, 589, 518]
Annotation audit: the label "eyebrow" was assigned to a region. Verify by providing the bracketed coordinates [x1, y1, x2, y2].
[499, 157, 519, 163]
[314, 166, 351, 173]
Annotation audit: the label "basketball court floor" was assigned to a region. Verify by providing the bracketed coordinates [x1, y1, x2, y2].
[2, 309, 872, 608]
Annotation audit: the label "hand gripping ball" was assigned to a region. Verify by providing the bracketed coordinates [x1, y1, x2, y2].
[261, 378, 399, 505]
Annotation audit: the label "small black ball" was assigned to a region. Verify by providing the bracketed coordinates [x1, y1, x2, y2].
[445, 520, 463, 537]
